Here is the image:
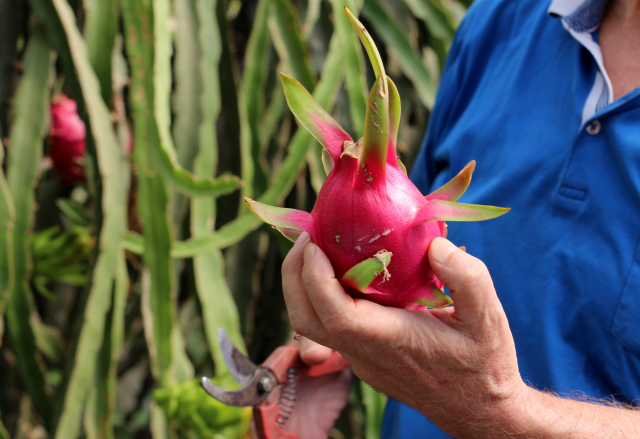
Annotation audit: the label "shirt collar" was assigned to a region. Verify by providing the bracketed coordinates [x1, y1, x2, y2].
[547, 0, 612, 32]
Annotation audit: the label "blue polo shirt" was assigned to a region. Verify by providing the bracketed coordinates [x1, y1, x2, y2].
[381, 0, 640, 437]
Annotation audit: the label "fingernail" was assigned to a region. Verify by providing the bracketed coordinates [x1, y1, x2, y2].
[294, 231, 310, 248]
[303, 242, 317, 264]
[430, 237, 456, 264]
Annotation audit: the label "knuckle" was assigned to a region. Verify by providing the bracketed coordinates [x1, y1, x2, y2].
[323, 311, 351, 336]
[301, 263, 322, 289]
[288, 314, 308, 336]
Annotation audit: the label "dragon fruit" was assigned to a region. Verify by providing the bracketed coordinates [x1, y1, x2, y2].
[245, 8, 509, 309]
[49, 94, 86, 185]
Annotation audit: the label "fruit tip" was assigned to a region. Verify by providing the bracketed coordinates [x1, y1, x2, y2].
[243, 197, 259, 216]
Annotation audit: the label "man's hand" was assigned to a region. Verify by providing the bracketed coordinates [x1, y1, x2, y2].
[282, 232, 526, 437]
[282, 232, 640, 438]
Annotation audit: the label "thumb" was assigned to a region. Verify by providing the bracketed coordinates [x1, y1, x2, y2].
[428, 237, 497, 321]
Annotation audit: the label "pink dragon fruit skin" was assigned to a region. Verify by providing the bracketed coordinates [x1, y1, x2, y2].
[245, 8, 509, 309]
[49, 94, 86, 185]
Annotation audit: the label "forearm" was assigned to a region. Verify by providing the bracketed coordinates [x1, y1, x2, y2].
[448, 386, 640, 439]
[414, 384, 640, 439]
[514, 387, 640, 439]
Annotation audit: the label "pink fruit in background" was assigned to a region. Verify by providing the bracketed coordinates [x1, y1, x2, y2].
[49, 94, 86, 185]
[244, 8, 509, 309]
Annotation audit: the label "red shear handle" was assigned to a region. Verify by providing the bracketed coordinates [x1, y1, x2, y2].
[262, 347, 350, 384]
[254, 350, 350, 439]
[253, 403, 299, 439]
[301, 350, 350, 378]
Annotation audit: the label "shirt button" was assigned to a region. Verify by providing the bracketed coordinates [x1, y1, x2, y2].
[586, 119, 601, 135]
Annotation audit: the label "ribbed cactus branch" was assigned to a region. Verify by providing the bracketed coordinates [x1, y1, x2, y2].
[172, 0, 204, 225]
[123, 30, 346, 259]
[191, 0, 247, 374]
[239, 0, 270, 199]
[120, 0, 175, 396]
[5, 27, 55, 432]
[38, 0, 131, 437]
[0, 138, 15, 338]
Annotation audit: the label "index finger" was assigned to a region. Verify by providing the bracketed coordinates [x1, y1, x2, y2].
[301, 242, 407, 344]
[281, 232, 330, 343]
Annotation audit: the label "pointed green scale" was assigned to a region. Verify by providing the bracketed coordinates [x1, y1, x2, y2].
[321, 148, 334, 175]
[387, 76, 402, 167]
[244, 197, 314, 238]
[418, 199, 511, 223]
[397, 159, 408, 175]
[415, 285, 453, 309]
[280, 72, 352, 165]
[426, 161, 476, 202]
[388, 76, 401, 150]
[341, 251, 392, 293]
[360, 74, 390, 179]
[344, 6, 387, 97]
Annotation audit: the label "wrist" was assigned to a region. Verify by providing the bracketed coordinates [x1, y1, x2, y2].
[451, 378, 536, 438]
[490, 381, 538, 435]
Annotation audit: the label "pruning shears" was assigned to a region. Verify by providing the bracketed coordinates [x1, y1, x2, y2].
[201, 329, 350, 439]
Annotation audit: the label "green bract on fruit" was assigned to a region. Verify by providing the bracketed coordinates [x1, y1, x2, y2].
[245, 8, 509, 309]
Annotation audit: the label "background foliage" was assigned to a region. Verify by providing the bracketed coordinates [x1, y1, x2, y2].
[0, 0, 469, 437]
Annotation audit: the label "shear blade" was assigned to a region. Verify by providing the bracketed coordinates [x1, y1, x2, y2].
[201, 369, 273, 407]
[219, 328, 257, 385]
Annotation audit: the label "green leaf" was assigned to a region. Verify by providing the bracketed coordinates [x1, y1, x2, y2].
[155, 379, 246, 436]
[56, 199, 90, 226]
[302, 0, 322, 39]
[31, 315, 65, 363]
[4, 26, 55, 432]
[402, 0, 456, 42]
